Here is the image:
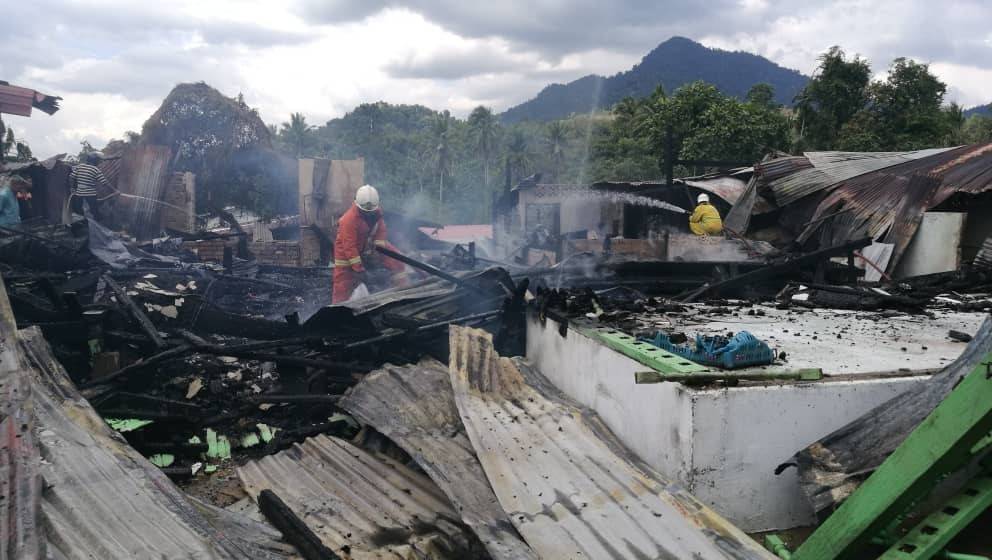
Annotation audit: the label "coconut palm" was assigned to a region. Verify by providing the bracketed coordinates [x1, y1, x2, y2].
[430, 110, 452, 203]
[503, 129, 532, 184]
[280, 112, 313, 157]
[467, 106, 498, 188]
[545, 120, 569, 181]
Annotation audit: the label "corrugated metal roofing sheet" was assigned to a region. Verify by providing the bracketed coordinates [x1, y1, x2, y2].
[447, 326, 774, 560]
[0, 280, 43, 560]
[0, 84, 38, 117]
[238, 434, 486, 559]
[17, 326, 294, 559]
[798, 143, 992, 268]
[339, 359, 537, 560]
[765, 148, 954, 206]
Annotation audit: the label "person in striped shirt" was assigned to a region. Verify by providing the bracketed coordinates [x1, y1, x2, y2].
[69, 152, 111, 218]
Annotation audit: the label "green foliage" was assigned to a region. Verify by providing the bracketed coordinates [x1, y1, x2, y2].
[544, 120, 570, 181]
[837, 58, 951, 150]
[796, 50, 960, 151]
[504, 129, 534, 184]
[794, 46, 872, 150]
[279, 112, 314, 157]
[963, 115, 992, 143]
[467, 106, 499, 188]
[746, 83, 778, 109]
[0, 118, 36, 163]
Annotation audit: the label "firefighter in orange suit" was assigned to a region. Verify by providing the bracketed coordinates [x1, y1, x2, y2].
[332, 185, 409, 303]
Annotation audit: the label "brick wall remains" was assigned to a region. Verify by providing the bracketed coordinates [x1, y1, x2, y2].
[250, 241, 301, 267]
[181, 238, 238, 263]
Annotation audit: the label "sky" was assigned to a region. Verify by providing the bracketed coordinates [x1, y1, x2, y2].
[3, 0, 991, 158]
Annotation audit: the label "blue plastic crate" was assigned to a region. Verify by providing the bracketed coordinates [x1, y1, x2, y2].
[641, 330, 775, 369]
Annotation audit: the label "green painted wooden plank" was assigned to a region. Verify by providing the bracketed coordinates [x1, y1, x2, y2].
[879, 474, 992, 560]
[792, 352, 992, 560]
[588, 328, 708, 374]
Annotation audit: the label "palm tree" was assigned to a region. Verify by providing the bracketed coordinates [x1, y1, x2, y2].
[467, 106, 498, 188]
[503, 129, 532, 184]
[545, 120, 569, 181]
[430, 110, 452, 203]
[280, 112, 313, 157]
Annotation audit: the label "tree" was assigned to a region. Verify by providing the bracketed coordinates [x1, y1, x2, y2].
[746, 83, 777, 109]
[837, 58, 950, 150]
[544, 120, 569, 181]
[941, 103, 967, 146]
[794, 46, 872, 150]
[963, 115, 992, 143]
[279, 112, 314, 157]
[467, 106, 498, 188]
[503, 129, 533, 184]
[1, 125, 35, 163]
[429, 110, 452, 203]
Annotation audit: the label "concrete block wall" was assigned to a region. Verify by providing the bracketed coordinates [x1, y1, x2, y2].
[299, 228, 323, 267]
[160, 172, 195, 232]
[525, 314, 930, 531]
[250, 241, 301, 267]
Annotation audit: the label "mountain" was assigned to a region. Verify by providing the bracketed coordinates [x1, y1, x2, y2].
[965, 103, 991, 117]
[501, 36, 809, 123]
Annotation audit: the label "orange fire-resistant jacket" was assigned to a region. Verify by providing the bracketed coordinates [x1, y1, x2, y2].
[332, 204, 408, 303]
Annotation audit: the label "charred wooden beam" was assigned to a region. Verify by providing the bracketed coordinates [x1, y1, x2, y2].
[374, 245, 493, 295]
[95, 391, 205, 420]
[258, 489, 341, 560]
[680, 237, 874, 303]
[247, 394, 342, 405]
[79, 343, 191, 388]
[101, 274, 167, 349]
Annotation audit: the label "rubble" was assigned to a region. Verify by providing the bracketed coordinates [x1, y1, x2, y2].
[3, 85, 992, 558]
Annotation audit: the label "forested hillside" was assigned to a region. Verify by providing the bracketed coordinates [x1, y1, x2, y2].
[500, 37, 809, 123]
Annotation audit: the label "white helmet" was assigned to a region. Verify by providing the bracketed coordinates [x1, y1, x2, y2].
[697, 193, 710, 204]
[355, 185, 380, 212]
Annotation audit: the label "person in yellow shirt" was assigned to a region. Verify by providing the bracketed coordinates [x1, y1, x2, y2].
[689, 193, 723, 236]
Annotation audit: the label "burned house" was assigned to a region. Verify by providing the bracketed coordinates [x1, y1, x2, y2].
[492, 172, 772, 266]
[728, 143, 992, 278]
[4, 74, 992, 558]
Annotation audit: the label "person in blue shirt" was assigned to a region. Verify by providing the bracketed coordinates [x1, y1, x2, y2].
[0, 175, 31, 227]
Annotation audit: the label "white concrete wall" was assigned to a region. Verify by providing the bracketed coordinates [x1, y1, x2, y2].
[525, 314, 932, 531]
[526, 315, 695, 485]
[560, 198, 603, 235]
[688, 377, 928, 531]
[894, 212, 966, 278]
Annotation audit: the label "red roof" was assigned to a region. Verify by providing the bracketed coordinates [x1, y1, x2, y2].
[418, 225, 493, 243]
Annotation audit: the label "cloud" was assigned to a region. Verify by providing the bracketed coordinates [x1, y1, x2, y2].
[385, 44, 527, 80]
[5, 0, 992, 158]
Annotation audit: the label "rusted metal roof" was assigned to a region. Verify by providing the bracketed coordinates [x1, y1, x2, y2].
[238, 434, 485, 559]
[764, 149, 953, 206]
[798, 143, 992, 271]
[16, 326, 294, 559]
[447, 326, 774, 560]
[339, 358, 537, 560]
[0, 83, 61, 117]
